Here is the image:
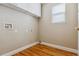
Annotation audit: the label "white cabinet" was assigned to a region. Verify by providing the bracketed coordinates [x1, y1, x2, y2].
[2, 3, 41, 18]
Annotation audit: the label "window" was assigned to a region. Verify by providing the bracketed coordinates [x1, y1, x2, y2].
[52, 4, 65, 23]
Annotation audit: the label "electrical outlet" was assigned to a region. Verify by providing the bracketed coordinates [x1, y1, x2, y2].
[5, 24, 12, 29]
[26, 29, 28, 32]
[15, 29, 18, 32]
[30, 29, 32, 32]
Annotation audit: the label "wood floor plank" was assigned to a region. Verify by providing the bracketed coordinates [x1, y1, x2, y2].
[35, 44, 77, 56]
[14, 44, 77, 56]
[29, 47, 49, 56]
[32, 46, 65, 56]
[23, 49, 40, 56]
[15, 53, 24, 56]
[20, 51, 31, 56]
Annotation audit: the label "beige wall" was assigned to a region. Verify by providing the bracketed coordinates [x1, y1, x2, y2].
[0, 5, 38, 55]
[39, 3, 78, 49]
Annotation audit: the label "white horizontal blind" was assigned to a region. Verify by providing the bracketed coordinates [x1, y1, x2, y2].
[52, 4, 65, 23]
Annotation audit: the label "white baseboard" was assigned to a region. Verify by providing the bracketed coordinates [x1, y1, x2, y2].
[41, 42, 78, 54]
[1, 41, 78, 56]
[1, 42, 39, 56]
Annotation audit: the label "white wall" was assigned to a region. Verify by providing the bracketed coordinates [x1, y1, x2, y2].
[13, 3, 41, 17]
[0, 5, 38, 55]
[39, 3, 78, 49]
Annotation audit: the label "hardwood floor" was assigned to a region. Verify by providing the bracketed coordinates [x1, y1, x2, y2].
[14, 44, 77, 56]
